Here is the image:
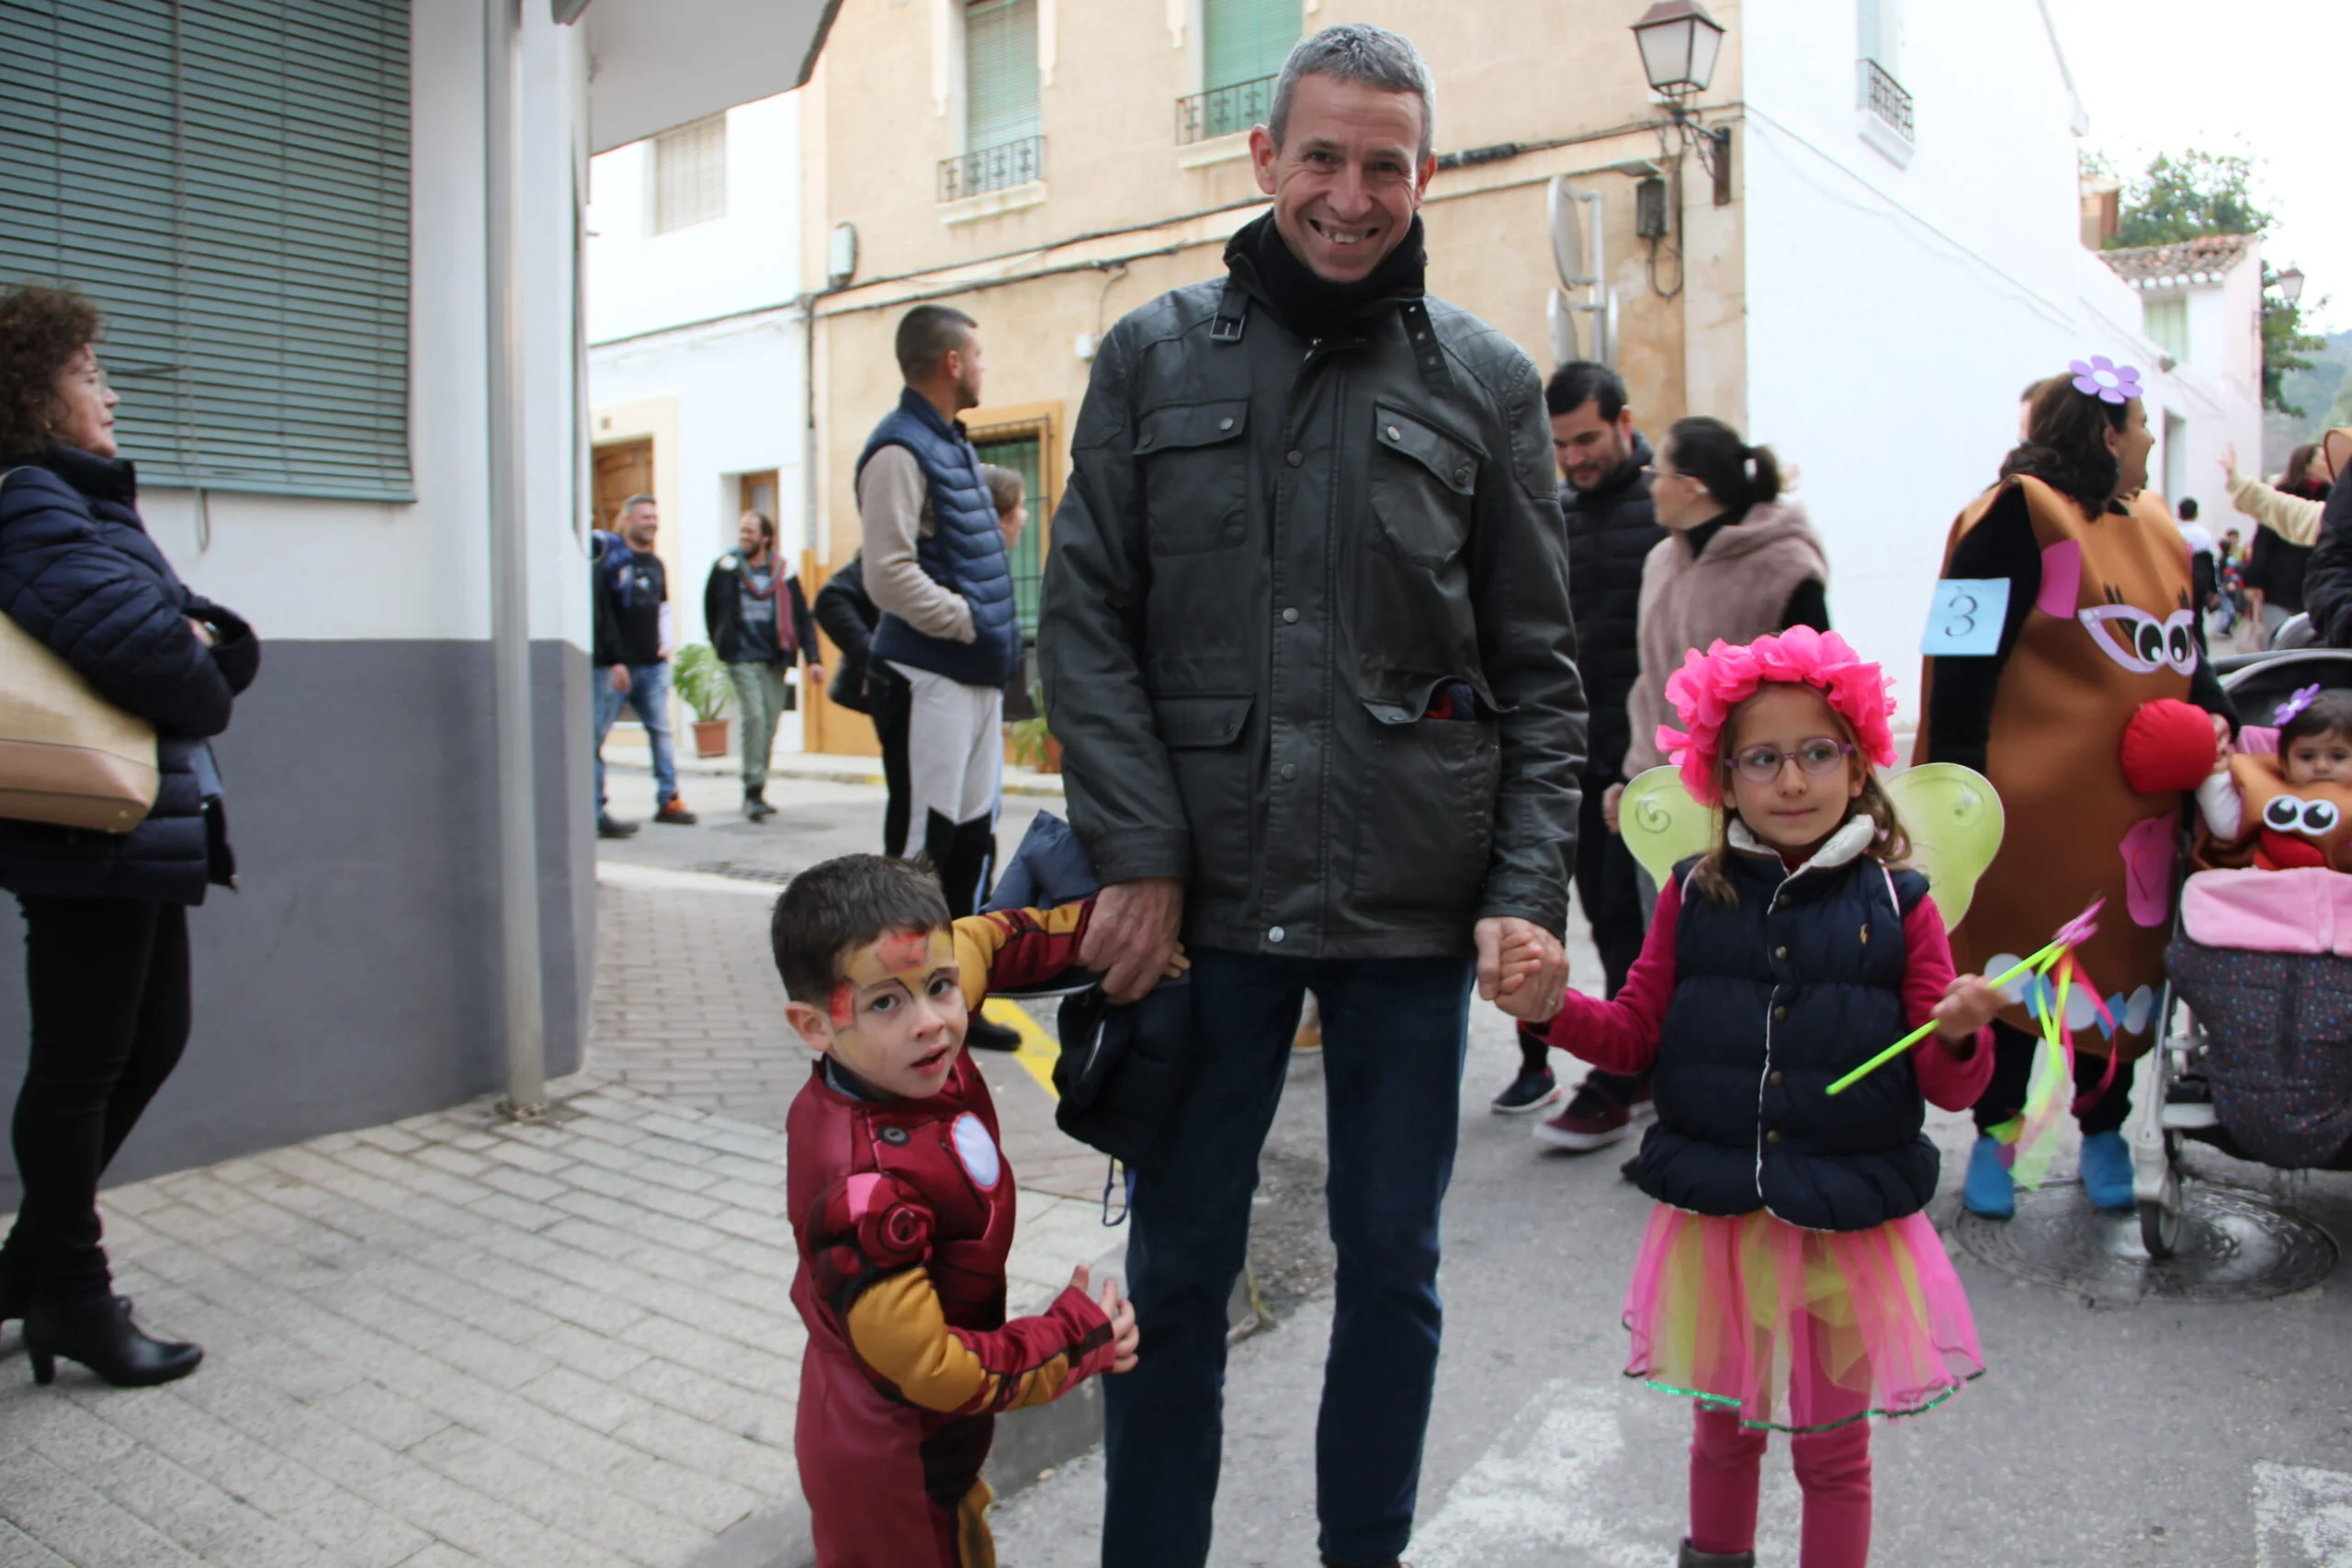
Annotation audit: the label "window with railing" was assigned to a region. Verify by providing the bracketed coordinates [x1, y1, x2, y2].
[1856, 59, 1913, 143]
[1177, 74, 1278, 145]
[939, 136, 1046, 201]
[1177, 0, 1297, 144]
[947, 0, 1043, 200]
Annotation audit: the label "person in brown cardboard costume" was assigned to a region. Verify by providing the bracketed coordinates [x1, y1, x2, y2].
[1919, 362, 2236, 1218]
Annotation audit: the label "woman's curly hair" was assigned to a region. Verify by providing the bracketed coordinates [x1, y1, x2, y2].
[0, 285, 101, 459]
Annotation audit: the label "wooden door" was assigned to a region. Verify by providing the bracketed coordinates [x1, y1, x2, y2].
[593, 439, 654, 531]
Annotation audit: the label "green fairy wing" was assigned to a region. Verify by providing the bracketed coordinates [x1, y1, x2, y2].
[1883, 762, 2006, 927]
[1617, 766, 1719, 891]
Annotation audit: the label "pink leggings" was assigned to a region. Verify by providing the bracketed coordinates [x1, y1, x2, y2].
[1688, 1404, 1872, 1568]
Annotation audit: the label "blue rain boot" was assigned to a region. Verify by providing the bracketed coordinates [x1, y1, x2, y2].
[1963, 1134, 2016, 1219]
[2078, 1130, 2135, 1211]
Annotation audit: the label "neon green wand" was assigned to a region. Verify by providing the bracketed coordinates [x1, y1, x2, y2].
[1824, 897, 2105, 1098]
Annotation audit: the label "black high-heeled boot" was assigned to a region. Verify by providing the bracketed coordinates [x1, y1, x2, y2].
[24, 1294, 200, 1387]
[0, 1265, 23, 1325]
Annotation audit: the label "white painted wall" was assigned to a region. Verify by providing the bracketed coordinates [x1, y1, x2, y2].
[130, 0, 594, 654]
[585, 88, 812, 747]
[585, 93, 803, 344]
[1737, 0, 2200, 719]
[2127, 254, 2266, 534]
[588, 313, 810, 649]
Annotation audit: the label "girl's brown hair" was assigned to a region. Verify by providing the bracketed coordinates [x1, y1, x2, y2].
[1687, 694, 1913, 905]
[0, 285, 100, 459]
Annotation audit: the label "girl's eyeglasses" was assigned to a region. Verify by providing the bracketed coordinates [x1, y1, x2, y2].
[1724, 738, 1854, 783]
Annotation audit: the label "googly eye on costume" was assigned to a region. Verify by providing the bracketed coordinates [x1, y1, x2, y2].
[2076, 604, 2199, 676]
[2262, 795, 2342, 839]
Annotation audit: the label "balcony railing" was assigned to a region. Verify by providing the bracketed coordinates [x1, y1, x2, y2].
[939, 135, 1046, 202]
[1176, 73, 1277, 146]
[1857, 59, 1914, 142]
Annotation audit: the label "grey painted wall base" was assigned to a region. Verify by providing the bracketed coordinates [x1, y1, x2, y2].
[0, 637, 596, 1210]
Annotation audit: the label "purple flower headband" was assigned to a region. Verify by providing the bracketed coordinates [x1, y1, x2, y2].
[2276, 684, 2324, 726]
[2070, 355, 2145, 405]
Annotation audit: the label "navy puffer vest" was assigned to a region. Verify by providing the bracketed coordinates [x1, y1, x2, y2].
[1633, 826, 1940, 1231]
[859, 389, 1021, 688]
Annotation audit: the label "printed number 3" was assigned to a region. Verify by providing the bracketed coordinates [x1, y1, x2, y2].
[1943, 592, 1976, 638]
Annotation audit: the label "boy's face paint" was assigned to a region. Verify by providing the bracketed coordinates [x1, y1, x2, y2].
[818, 927, 968, 1099]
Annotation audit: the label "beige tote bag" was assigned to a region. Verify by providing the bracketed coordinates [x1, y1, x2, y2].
[0, 470, 160, 831]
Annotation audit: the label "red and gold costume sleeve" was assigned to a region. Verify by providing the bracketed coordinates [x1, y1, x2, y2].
[952, 903, 1093, 1009]
[845, 1273, 1116, 1416]
[802, 1167, 1117, 1416]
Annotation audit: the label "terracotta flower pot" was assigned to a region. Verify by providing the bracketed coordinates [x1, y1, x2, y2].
[693, 718, 729, 759]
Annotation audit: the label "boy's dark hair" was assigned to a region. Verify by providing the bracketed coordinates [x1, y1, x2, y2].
[2278, 692, 2352, 752]
[770, 855, 952, 1002]
[1544, 360, 1627, 422]
[2178, 497, 2199, 522]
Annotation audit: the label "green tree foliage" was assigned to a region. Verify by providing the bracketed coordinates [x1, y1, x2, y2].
[2108, 151, 2322, 415]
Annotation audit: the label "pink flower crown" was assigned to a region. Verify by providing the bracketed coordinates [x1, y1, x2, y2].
[1656, 626, 1899, 806]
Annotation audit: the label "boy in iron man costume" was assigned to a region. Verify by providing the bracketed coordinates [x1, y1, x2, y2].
[771, 855, 1147, 1568]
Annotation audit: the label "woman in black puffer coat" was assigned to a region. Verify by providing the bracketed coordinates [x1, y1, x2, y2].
[0, 286, 259, 1387]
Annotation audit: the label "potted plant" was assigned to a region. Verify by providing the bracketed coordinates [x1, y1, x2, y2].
[1005, 678, 1061, 774]
[673, 642, 733, 759]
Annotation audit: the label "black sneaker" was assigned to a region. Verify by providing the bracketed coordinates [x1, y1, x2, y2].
[965, 1013, 1023, 1053]
[743, 789, 776, 821]
[1489, 1066, 1562, 1115]
[596, 813, 639, 839]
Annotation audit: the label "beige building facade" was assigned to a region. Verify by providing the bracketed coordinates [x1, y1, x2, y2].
[795, 0, 1751, 753]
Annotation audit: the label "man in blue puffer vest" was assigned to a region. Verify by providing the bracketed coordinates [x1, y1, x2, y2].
[856, 306, 1023, 922]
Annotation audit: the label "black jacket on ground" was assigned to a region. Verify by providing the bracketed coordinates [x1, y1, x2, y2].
[1039, 214, 1587, 957]
[0, 445, 258, 904]
[1563, 437, 1663, 779]
[811, 553, 908, 716]
[702, 553, 817, 666]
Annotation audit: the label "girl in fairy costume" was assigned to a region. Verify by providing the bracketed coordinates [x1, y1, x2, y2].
[1535, 627, 2004, 1568]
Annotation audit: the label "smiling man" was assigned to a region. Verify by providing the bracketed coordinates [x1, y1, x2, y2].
[1038, 25, 1587, 1568]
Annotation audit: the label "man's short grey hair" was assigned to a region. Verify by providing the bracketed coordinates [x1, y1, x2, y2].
[618, 494, 656, 519]
[1268, 25, 1436, 164]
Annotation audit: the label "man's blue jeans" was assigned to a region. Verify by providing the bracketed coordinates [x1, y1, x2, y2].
[1102, 948, 1474, 1568]
[593, 660, 679, 811]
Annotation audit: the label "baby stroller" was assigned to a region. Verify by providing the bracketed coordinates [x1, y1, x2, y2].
[2132, 643, 2352, 1258]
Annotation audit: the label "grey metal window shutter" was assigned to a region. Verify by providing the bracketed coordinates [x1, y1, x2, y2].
[0, 0, 413, 502]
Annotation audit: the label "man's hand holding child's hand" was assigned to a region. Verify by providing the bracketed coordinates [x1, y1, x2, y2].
[1932, 975, 2006, 1048]
[1072, 1266, 1140, 1374]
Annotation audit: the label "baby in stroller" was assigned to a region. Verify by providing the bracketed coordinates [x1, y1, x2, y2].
[2170, 671, 2352, 1170]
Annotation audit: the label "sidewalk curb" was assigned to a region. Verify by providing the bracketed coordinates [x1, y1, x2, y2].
[604, 750, 1069, 800]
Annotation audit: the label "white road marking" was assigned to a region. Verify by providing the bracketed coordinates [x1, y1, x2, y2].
[1410, 1378, 1798, 1568]
[2254, 1463, 2352, 1567]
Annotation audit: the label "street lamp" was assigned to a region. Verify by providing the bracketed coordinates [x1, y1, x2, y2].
[1631, 0, 1725, 104]
[2277, 265, 2306, 306]
[1629, 0, 1732, 209]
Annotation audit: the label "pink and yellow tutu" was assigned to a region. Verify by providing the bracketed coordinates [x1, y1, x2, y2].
[1623, 1204, 1984, 1433]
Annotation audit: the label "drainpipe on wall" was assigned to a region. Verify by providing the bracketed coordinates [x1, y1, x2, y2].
[484, 0, 548, 1119]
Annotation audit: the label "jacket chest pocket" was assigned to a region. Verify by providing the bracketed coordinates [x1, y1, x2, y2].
[1136, 400, 1250, 557]
[1368, 403, 1479, 570]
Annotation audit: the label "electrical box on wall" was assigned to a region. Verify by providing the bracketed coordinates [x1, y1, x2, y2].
[1635, 175, 1671, 240]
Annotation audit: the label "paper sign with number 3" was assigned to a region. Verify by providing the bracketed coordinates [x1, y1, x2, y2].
[1921, 579, 2010, 657]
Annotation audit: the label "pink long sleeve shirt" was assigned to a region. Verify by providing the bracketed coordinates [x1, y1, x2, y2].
[1539, 870, 1996, 1111]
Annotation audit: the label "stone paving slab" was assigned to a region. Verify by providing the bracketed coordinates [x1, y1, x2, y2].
[0, 1077, 1116, 1568]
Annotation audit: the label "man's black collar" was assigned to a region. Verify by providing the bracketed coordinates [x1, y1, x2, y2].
[1225, 209, 1428, 341]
